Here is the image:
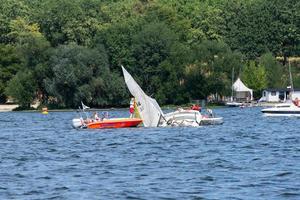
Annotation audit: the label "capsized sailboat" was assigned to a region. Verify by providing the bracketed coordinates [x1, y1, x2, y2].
[122, 66, 223, 127]
[122, 66, 164, 127]
[160, 108, 223, 126]
[72, 102, 142, 129]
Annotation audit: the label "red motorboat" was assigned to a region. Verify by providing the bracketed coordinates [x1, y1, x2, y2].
[90, 118, 141, 129]
[72, 117, 142, 129]
[72, 101, 142, 129]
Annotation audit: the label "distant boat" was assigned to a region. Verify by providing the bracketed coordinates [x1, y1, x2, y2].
[226, 101, 244, 107]
[261, 61, 300, 116]
[261, 102, 300, 116]
[122, 66, 223, 127]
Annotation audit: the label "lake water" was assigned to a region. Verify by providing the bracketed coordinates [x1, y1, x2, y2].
[0, 107, 299, 199]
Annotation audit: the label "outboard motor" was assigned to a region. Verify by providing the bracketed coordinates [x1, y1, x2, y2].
[72, 118, 83, 128]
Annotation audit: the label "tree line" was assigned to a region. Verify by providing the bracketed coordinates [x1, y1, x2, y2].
[0, 0, 299, 108]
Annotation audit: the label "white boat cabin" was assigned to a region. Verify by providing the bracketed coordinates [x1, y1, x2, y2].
[259, 88, 300, 102]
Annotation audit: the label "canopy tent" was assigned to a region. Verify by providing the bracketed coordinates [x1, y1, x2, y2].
[232, 78, 253, 101]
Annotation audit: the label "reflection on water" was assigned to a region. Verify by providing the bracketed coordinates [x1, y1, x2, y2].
[0, 107, 299, 199]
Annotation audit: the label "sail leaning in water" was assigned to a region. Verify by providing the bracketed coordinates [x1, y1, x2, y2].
[122, 66, 223, 127]
[122, 66, 164, 127]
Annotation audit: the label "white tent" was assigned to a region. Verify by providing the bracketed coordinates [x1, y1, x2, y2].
[233, 78, 253, 101]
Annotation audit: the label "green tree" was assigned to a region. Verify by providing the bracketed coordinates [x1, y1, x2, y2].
[45, 44, 127, 108]
[8, 17, 51, 67]
[5, 70, 37, 108]
[0, 44, 23, 103]
[184, 64, 208, 100]
[242, 61, 267, 98]
[131, 22, 179, 97]
[8, 17, 52, 103]
[221, 0, 300, 59]
[34, 0, 102, 46]
[97, 21, 138, 71]
[185, 40, 243, 100]
[259, 52, 284, 88]
[0, 0, 29, 44]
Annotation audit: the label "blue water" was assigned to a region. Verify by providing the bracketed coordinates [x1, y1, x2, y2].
[0, 107, 299, 199]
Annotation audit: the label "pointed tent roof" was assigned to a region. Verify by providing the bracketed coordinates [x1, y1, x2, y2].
[233, 78, 253, 100]
[233, 78, 252, 92]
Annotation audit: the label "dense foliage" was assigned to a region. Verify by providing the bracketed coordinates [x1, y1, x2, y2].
[0, 0, 299, 108]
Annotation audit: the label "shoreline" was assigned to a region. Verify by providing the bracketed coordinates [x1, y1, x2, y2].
[0, 104, 129, 112]
[0, 102, 278, 112]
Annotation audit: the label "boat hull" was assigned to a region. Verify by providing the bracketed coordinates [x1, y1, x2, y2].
[261, 110, 300, 116]
[261, 103, 300, 116]
[226, 102, 243, 107]
[200, 117, 224, 125]
[73, 118, 142, 129]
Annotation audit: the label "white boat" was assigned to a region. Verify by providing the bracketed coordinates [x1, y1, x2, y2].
[200, 116, 224, 125]
[122, 66, 223, 127]
[261, 61, 300, 117]
[161, 109, 201, 127]
[226, 101, 244, 107]
[261, 102, 300, 116]
[160, 109, 223, 126]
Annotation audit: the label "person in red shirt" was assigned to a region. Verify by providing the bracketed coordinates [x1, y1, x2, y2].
[191, 104, 201, 112]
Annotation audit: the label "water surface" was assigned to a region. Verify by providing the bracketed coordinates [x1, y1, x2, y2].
[0, 107, 299, 199]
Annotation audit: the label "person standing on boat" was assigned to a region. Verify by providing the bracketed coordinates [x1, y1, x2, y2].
[129, 98, 135, 118]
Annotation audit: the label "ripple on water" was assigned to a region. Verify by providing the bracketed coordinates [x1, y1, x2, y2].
[0, 108, 299, 199]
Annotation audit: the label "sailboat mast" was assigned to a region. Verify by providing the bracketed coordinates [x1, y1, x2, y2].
[289, 59, 294, 93]
[231, 67, 234, 101]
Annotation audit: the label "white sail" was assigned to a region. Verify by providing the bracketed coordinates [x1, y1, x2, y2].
[122, 66, 164, 127]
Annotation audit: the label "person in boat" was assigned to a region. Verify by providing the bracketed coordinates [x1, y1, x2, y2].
[129, 98, 135, 118]
[92, 112, 101, 121]
[102, 111, 109, 120]
[191, 104, 201, 112]
[293, 97, 300, 107]
[207, 109, 214, 117]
